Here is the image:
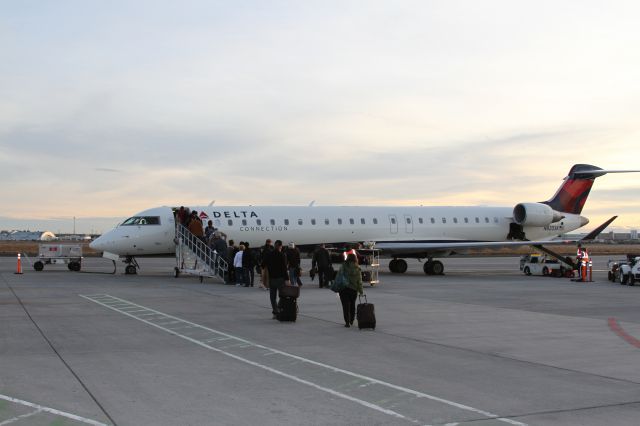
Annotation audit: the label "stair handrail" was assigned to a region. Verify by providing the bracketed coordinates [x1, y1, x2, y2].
[176, 224, 228, 280]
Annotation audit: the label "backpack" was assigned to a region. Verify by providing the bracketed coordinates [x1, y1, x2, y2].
[330, 267, 347, 292]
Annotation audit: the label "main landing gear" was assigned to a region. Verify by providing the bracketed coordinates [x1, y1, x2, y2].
[423, 260, 444, 275]
[388, 258, 445, 275]
[389, 259, 444, 275]
[388, 259, 408, 273]
[124, 256, 139, 275]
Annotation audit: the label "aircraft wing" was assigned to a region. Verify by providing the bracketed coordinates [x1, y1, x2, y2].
[375, 216, 617, 255]
[375, 239, 577, 252]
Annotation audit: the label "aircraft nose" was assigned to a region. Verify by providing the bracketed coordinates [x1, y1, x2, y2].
[90, 234, 108, 251]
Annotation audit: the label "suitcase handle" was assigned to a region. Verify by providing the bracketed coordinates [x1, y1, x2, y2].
[358, 294, 368, 304]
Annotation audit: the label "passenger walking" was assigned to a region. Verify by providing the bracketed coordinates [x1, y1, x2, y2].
[285, 242, 301, 286]
[243, 242, 255, 287]
[234, 244, 245, 286]
[226, 240, 237, 284]
[259, 239, 275, 290]
[312, 243, 331, 288]
[338, 253, 364, 327]
[176, 206, 188, 227]
[262, 240, 290, 318]
[187, 211, 204, 249]
[204, 220, 216, 244]
[210, 232, 227, 276]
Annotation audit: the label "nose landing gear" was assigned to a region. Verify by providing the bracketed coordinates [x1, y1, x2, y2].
[124, 256, 139, 275]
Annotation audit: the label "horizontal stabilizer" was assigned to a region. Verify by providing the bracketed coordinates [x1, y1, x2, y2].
[580, 216, 617, 241]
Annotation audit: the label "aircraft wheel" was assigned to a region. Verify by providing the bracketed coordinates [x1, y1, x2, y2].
[34, 261, 44, 271]
[431, 260, 444, 275]
[174, 267, 180, 278]
[199, 275, 204, 283]
[125, 265, 137, 275]
[524, 266, 531, 276]
[395, 259, 408, 274]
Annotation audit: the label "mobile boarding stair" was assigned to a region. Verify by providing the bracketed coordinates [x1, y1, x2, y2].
[174, 225, 228, 283]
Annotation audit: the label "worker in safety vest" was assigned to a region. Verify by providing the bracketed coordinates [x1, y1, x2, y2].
[343, 246, 359, 263]
[581, 248, 590, 281]
[576, 244, 584, 277]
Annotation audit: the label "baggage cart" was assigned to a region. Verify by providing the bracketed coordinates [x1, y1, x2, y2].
[34, 244, 83, 271]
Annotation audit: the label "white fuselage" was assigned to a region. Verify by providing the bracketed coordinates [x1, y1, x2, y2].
[90, 205, 585, 257]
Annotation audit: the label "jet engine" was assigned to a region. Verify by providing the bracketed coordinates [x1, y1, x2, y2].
[513, 203, 564, 227]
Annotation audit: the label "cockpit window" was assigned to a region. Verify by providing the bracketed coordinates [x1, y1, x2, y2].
[121, 216, 161, 226]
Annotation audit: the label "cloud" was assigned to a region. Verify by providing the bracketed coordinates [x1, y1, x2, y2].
[1, 1, 640, 232]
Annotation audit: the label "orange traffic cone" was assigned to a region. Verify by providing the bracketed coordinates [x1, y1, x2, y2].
[14, 253, 23, 275]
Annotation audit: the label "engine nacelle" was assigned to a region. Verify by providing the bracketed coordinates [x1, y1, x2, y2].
[513, 203, 564, 227]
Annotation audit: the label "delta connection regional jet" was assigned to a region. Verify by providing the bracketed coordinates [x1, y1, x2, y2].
[90, 164, 639, 275]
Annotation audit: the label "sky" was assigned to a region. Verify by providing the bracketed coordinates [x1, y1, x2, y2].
[1, 1, 639, 234]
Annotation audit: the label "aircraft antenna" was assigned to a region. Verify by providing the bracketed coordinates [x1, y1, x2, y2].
[308, 200, 315, 207]
[208, 200, 216, 206]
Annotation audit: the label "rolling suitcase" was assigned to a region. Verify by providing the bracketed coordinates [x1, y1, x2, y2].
[277, 296, 298, 322]
[356, 295, 376, 330]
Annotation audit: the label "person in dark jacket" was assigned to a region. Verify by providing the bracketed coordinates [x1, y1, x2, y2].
[242, 242, 255, 287]
[262, 240, 289, 318]
[226, 239, 237, 284]
[338, 253, 364, 327]
[285, 242, 301, 286]
[259, 239, 275, 290]
[204, 220, 216, 244]
[210, 232, 228, 277]
[312, 243, 331, 288]
[176, 206, 188, 227]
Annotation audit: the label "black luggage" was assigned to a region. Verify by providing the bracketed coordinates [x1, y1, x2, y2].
[356, 295, 376, 330]
[279, 285, 300, 298]
[277, 296, 298, 322]
[326, 265, 336, 281]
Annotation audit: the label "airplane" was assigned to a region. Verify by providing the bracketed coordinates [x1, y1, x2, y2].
[90, 164, 639, 275]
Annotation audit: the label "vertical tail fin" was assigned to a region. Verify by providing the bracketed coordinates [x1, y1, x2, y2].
[542, 164, 604, 214]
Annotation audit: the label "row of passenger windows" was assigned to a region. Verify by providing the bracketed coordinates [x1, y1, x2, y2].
[219, 216, 500, 226]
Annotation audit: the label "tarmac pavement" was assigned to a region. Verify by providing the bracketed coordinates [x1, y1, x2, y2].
[2, 255, 640, 425]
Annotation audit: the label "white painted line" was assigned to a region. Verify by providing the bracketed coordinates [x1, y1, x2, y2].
[81, 294, 527, 426]
[0, 394, 108, 426]
[0, 409, 41, 425]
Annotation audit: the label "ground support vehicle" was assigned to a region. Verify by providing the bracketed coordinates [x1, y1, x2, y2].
[608, 259, 627, 282]
[33, 244, 82, 271]
[521, 254, 574, 278]
[617, 255, 640, 286]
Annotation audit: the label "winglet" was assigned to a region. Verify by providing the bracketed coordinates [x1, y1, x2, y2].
[580, 216, 618, 241]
